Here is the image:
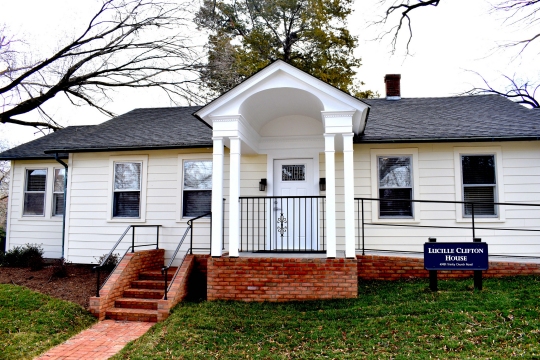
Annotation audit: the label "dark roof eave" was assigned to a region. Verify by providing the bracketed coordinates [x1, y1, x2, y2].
[0, 154, 69, 161]
[44, 143, 214, 154]
[355, 136, 540, 144]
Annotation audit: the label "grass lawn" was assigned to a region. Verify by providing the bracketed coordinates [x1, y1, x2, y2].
[0, 284, 96, 360]
[115, 276, 540, 359]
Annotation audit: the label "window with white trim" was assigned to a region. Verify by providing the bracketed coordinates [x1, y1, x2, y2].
[183, 160, 212, 217]
[52, 168, 65, 216]
[113, 162, 142, 218]
[23, 169, 47, 216]
[461, 155, 497, 216]
[378, 156, 413, 217]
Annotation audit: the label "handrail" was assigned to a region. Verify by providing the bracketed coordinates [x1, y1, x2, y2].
[161, 212, 211, 300]
[93, 224, 161, 298]
[355, 197, 540, 257]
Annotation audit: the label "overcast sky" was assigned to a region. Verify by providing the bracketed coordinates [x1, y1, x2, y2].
[1, 0, 538, 148]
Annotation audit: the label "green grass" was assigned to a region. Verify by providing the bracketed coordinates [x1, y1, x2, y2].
[0, 284, 96, 360]
[115, 276, 540, 359]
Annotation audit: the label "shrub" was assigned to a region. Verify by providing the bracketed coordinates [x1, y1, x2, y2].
[0, 244, 45, 270]
[0, 227, 6, 253]
[94, 253, 120, 273]
[49, 258, 72, 278]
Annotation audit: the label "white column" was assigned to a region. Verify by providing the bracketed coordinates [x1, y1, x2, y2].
[228, 137, 241, 257]
[324, 134, 337, 258]
[343, 133, 355, 258]
[211, 137, 224, 257]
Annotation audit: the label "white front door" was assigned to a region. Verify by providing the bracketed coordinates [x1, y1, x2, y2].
[272, 159, 317, 250]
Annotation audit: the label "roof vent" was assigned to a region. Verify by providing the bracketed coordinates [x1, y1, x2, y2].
[384, 74, 401, 100]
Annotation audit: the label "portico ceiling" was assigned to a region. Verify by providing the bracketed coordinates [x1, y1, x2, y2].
[239, 88, 324, 132]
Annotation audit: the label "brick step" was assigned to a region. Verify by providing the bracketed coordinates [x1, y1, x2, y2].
[106, 308, 158, 322]
[139, 267, 178, 281]
[123, 288, 165, 299]
[131, 280, 164, 290]
[115, 297, 159, 310]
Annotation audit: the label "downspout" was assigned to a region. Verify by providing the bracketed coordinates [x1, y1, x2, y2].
[54, 153, 68, 259]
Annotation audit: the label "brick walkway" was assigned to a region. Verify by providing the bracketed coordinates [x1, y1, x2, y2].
[35, 320, 154, 360]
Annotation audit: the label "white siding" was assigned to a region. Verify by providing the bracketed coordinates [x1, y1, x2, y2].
[12, 140, 539, 263]
[352, 141, 540, 257]
[64, 150, 265, 263]
[7, 160, 64, 258]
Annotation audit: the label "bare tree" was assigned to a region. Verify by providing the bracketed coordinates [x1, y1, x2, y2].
[374, 0, 440, 55]
[0, 0, 202, 132]
[462, 73, 540, 108]
[0, 144, 10, 230]
[375, 0, 540, 107]
[376, 0, 540, 55]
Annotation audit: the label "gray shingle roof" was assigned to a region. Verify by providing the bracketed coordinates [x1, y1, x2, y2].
[0, 126, 92, 160]
[2, 95, 539, 160]
[44, 106, 211, 153]
[358, 95, 540, 143]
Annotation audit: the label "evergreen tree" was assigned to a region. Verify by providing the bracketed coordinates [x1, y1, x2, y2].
[196, 0, 375, 98]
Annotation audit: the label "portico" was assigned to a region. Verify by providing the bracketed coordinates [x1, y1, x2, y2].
[195, 60, 370, 259]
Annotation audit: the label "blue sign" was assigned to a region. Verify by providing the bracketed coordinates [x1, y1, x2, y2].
[424, 242, 488, 271]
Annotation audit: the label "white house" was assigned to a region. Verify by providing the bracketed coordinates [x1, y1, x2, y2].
[3, 60, 540, 264]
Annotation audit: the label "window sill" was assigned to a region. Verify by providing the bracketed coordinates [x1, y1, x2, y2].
[370, 218, 420, 224]
[18, 216, 62, 221]
[456, 217, 505, 223]
[107, 218, 146, 223]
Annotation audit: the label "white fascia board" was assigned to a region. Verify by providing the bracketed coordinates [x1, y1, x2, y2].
[321, 111, 355, 134]
[195, 60, 370, 127]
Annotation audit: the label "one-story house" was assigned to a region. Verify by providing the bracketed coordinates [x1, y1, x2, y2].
[2, 60, 540, 312]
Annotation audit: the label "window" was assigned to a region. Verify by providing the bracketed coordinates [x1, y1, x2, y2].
[378, 156, 413, 217]
[462, 155, 497, 216]
[113, 162, 142, 218]
[24, 169, 47, 216]
[52, 168, 65, 216]
[183, 160, 212, 217]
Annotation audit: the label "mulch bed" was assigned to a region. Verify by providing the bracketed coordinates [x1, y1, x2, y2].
[0, 264, 104, 309]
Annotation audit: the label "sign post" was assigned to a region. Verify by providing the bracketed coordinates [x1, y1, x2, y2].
[424, 239, 488, 291]
[428, 238, 438, 291]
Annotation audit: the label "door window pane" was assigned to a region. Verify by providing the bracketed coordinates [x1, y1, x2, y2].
[282, 165, 305, 181]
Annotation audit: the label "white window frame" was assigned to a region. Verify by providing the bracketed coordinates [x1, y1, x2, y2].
[52, 168, 65, 217]
[23, 168, 48, 217]
[177, 153, 213, 222]
[370, 148, 420, 223]
[454, 146, 505, 223]
[107, 155, 148, 222]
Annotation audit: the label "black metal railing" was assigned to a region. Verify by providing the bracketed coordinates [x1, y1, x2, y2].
[239, 196, 326, 252]
[355, 197, 540, 258]
[93, 225, 161, 297]
[161, 212, 211, 300]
